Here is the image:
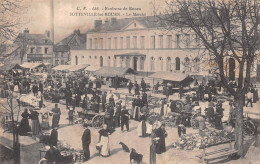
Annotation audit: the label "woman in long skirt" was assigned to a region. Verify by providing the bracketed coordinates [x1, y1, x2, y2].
[150, 124, 158, 164]
[137, 115, 147, 137]
[19, 108, 31, 135]
[98, 124, 110, 157]
[155, 122, 166, 154]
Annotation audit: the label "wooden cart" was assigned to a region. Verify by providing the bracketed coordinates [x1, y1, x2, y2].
[77, 111, 105, 129]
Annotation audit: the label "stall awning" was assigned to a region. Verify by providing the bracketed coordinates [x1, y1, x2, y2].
[0, 63, 24, 71]
[66, 64, 89, 72]
[149, 72, 194, 83]
[85, 66, 99, 72]
[52, 65, 72, 71]
[94, 67, 137, 77]
[21, 62, 46, 69]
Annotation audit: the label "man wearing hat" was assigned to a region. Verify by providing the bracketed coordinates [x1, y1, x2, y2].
[121, 106, 130, 132]
[82, 123, 91, 161]
[68, 107, 75, 125]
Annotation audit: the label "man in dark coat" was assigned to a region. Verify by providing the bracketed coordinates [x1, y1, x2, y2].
[32, 82, 38, 97]
[109, 94, 115, 107]
[128, 80, 133, 94]
[142, 92, 148, 107]
[141, 78, 146, 92]
[101, 91, 107, 112]
[45, 146, 61, 163]
[134, 81, 140, 95]
[114, 103, 121, 127]
[82, 124, 91, 161]
[65, 88, 72, 109]
[198, 83, 204, 101]
[114, 75, 119, 90]
[39, 81, 43, 93]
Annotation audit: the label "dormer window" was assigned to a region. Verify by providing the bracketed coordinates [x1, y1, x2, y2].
[30, 47, 34, 53]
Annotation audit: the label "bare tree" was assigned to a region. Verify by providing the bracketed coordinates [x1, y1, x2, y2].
[0, 0, 27, 45]
[157, 0, 259, 156]
[1, 90, 22, 164]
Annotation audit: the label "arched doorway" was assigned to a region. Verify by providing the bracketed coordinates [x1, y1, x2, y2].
[100, 56, 103, 67]
[229, 58, 235, 81]
[75, 56, 78, 65]
[133, 57, 138, 71]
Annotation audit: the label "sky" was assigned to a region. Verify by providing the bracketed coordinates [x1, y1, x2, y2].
[20, 0, 164, 43]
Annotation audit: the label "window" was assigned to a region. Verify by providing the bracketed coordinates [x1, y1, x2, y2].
[184, 57, 190, 72]
[75, 56, 78, 65]
[159, 35, 163, 48]
[185, 34, 190, 48]
[61, 60, 64, 65]
[150, 57, 155, 71]
[166, 57, 171, 71]
[133, 36, 137, 49]
[140, 57, 145, 70]
[158, 57, 163, 71]
[108, 38, 111, 49]
[89, 56, 91, 59]
[107, 56, 111, 67]
[100, 56, 103, 67]
[126, 36, 130, 49]
[195, 35, 200, 48]
[114, 37, 118, 49]
[44, 48, 48, 54]
[82, 56, 84, 59]
[94, 38, 97, 49]
[175, 57, 180, 70]
[176, 34, 180, 48]
[94, 56, 97, 59]
[134, 23, 136, 27]
[126, 57, 130, 67]
[44, 39, 48, 43]
[100, 38, 103, 49]
[193, 57, 200, 72]
[167, 35, 172, 48]
[120, 37, 123, 49]
[140, 36, 145, 49]
[30, 47, 34, 53]
[89, 38, 92, 49]
[120, 57, 124, 67]
[150, 36, 155, 49]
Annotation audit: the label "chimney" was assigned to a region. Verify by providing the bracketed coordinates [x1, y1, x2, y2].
[94, 20, 102, 29]
[111, 17, 117, 24]
[74, 29, 80, 35]
[24, 28, 29, 33]
[45, 30, 50, 38]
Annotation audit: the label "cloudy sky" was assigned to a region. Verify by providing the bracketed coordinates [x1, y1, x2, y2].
[20, 0, 164, 43]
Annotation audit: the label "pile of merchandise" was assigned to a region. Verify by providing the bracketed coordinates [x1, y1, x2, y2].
[173, 129, 234, 150]
[147, 113, 178, 127]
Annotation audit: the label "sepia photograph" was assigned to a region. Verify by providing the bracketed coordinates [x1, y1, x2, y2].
[0, 0, 259, 163]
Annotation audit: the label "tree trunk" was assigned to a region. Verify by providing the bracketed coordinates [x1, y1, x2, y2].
[234, 97, 244, 157]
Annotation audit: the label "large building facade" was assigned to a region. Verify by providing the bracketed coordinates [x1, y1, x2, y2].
[71, 16, 204, 74]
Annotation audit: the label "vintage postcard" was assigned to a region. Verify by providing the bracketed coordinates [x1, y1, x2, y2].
[0, 0, 259, 163]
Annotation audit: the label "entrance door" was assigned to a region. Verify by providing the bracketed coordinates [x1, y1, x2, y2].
[133, 57, 138, 71]
[229, 58, 235, 81]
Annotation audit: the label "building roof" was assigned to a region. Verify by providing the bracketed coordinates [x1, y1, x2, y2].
[88, 16, 166, 33]
[0, 63, 24, 71]
[55, 30, 86, 50]
[14, 33, 53, 45]
[53, 45, 70, 52]
[52, 65, 72, 71]
[94, 67, 137, 77]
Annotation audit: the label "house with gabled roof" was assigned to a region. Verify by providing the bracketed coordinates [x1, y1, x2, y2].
[14, 28, 53, 64]
[53, 29, 86, 66]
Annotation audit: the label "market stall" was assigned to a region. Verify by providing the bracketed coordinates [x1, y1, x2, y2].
[20, 62, 46, 72]
[94, 66, 137, 88]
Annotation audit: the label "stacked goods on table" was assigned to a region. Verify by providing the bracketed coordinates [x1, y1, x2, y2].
[174, 129, 234, 150]
[20, 94, 40, 107]
[147, 112, 179, 127]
